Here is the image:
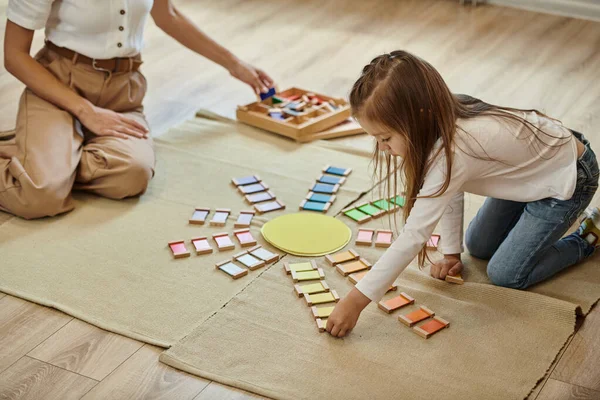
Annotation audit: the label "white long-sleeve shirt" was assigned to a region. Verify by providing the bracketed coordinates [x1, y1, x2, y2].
[7, 0, 153, 59]
[355, 111, 578, 301]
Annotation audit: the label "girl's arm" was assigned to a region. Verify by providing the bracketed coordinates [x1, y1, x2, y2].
[151, 0, 274, 94]
[326, 155, 469, 337]
[4, 21, 148, 139]
[355, 158, 468, 301]
[430, 192, 465, 279]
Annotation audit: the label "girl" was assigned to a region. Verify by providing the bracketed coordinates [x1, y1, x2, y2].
[327, 50, 599, 338]
[1, 0, 273, 220]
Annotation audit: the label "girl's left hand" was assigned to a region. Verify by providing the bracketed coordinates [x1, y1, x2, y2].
[431, 254, 463, 280]
[327, 287, 371, 338]
[228, 59, 274, 95]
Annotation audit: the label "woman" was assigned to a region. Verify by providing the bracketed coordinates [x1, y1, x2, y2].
[1, 0, 274, 219]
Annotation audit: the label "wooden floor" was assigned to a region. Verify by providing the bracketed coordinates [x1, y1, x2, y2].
[1, 0, 600, 399]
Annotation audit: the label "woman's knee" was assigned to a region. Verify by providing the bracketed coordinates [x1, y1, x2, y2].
[11, 186, 74, 219]
[106, 157, 153, 199]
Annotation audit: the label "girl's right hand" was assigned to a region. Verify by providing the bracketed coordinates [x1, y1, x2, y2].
[326, 287, 371, 338]
[431, 254, 463, 280]
[79, 105, 149, 140]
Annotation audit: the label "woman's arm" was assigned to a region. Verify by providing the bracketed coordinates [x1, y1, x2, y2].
[4, 21, 148, 139]
[4, 20, 90, 119]
[151, 0, 274, 94]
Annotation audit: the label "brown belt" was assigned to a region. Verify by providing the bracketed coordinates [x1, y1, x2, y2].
[45, 41, 142, 73]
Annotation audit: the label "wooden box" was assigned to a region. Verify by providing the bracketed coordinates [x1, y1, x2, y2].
[236, 87, 361, 142]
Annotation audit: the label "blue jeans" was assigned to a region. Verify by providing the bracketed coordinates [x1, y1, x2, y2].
[465, 131, 599, 289]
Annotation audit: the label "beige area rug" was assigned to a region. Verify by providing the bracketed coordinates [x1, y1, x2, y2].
[0, 114, 374, 346]
[160, 174, 600, 400]
[160, 253, 577, 400]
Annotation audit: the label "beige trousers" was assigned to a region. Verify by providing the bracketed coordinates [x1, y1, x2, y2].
[0, 46, 155, 220]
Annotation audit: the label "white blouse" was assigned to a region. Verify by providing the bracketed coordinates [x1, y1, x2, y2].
[7, 0, 154, 59]
[356, 111, 579, 302]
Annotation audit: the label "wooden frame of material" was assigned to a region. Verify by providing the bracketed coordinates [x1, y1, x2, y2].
[377, 292, 415, 314]
[375, 229, 394, 248]
[390, 195, 406, 207]
[323, 165, 352, 177]
[234, 210, 255, 228]
[311, 183, 340, 194]
[348, 270, 397, 292]
[189, 207, 210, 225]
[238, 182, 269, 195]
[233, 228, 257, 247]
[294, 281, 330, 297]
[233, 250, 266, 271]
[445, 273, 464, 285]
[245, 190, 276, 204]
[336, 257, 372, 276]
[215, 260, 248, 280]
[237, 87, 352, 142]
[355, 228, 374, 246]
[299, 199, 331, 213]
[342, 206, 372, 224]
[413, 316, 450, 339]
[311, 305, 335, 319]
[254, 199, 286, 214]
[398, 306, 435, 327]
[231, 175, 261, 187]
[304, 290, 340, 306]
[283, 260, 318, 275]
[248, 245, 279, 264]
[168, 240, 190, 259]
[316, 318, 328, 332]
[356, 202, 386, 219]
[305, 192, 336, 204]
[325, 249, 360, 266]
[371, 199, 399, 214]
[209, 208, 231, 227]
[190, 236, 213, 255]
[427, 234, 441, 250]
[212, 232, 236, 251]
[303, 120, 363, 142]
[316, 174, 346, 186]
[291, 268, 325, 282]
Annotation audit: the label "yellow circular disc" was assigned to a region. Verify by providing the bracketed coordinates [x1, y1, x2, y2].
[261, 213, 351, 257]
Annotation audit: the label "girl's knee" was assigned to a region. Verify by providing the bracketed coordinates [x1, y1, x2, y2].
[465, 231, 493, 260]
[486, 261, 528, 289]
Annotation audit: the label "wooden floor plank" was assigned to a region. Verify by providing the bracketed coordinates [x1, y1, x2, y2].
[80, 345, 208, 400]
[28, 318, 144, 381]
[529, 333, 577, 399]
[0, 356, 97, 400]
[552, 307, 600, 391]
[537, 379, 600, 400]
[0, 296, 72, 374]
[194, 381, 269, 400]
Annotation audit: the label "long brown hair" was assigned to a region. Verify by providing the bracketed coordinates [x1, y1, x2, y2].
[349, 50, 569, 266]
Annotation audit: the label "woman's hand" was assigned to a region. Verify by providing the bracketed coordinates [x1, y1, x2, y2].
[228, 59, 274, 95]
[78, 105, 149, 140]
[430, 254, 463, 280]
[327, 287, 371, 338]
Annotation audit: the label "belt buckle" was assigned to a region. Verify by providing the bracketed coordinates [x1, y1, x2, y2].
[92, 59, 111, 73]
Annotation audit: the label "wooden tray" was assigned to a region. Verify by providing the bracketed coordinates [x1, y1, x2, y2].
[236, 87, 362, 142]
